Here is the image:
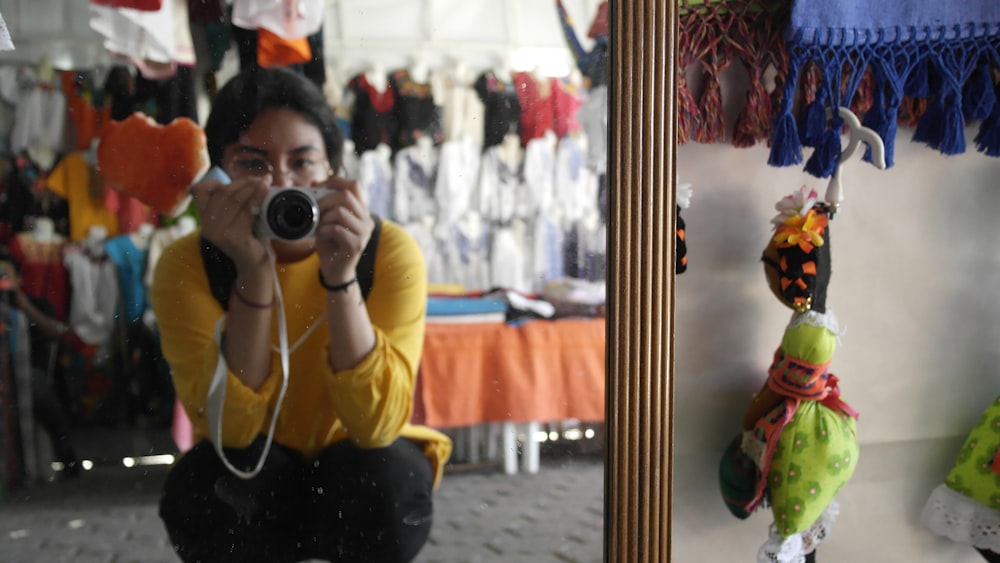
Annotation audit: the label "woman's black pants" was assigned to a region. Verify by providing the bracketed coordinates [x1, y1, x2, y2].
[159, 436, 434, 563]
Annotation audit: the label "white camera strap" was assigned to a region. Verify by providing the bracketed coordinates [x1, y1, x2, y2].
[205, 257, 325, 480]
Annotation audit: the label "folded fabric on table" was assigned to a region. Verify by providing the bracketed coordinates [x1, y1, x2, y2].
[426, 296, 508, 316]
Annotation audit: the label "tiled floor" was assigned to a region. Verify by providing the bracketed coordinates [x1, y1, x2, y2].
[0, 426, 604, 563]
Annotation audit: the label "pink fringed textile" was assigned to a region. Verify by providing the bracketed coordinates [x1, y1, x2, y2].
[677, 0, 791, 147]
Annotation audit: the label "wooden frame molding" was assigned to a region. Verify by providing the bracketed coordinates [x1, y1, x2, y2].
[605, 0, 677, 561]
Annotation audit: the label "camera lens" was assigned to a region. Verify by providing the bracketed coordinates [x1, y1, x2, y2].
[266, 191, 318, 240]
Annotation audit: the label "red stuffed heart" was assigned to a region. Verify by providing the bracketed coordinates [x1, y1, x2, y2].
[98, 112, 207, 216]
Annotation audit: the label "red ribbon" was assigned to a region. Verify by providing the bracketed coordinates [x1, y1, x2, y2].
[818, 374, 859, 419]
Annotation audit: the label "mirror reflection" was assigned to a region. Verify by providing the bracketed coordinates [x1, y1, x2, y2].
[0, 1, 608, 562]
[673, 2, 1000, 561]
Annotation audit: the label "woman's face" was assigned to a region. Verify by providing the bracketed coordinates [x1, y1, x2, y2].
[221, 106, 332, 262]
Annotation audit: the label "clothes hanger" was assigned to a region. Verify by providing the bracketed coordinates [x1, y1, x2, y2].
[825, 106, 887, 208]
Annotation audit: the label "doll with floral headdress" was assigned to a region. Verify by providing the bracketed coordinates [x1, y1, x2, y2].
[921, 395, 1000, 562]
[736, 186, 860, 563]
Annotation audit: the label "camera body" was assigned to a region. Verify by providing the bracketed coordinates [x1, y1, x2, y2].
[253, 187, 332, 241]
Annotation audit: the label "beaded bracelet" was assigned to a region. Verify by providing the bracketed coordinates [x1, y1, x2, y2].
[231, 286, 275, 309]
[318, 271, 358, 292]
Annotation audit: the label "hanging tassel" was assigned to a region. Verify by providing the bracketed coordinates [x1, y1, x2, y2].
[904, 57, 931, 98]
[798, 89, 828, 148]
[696, 72, 726, 143]
[768, 111, 803, 166]
[804, 128, 841, 178]
[677, 70, 700, 145]
[880, 105, 899, 167]
[862, 81, 886, 164]
[975, 80, 1000, 156]
[732, 78, 769, 148]
[975, 113, 1000, 157]
[912, 99, 944, 148]
[731, 112, 757, 148]
[938, 97, 967, 155]
[963, 63, 996, 122]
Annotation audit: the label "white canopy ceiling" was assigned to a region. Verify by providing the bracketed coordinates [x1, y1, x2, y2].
[0, 0, 602, 77]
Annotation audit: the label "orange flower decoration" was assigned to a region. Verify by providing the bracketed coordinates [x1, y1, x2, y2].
[772, 208, 828, 253]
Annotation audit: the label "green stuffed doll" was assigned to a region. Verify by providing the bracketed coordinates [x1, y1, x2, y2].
[922, 395, 1000, 562]
[739, 186, 860, 563]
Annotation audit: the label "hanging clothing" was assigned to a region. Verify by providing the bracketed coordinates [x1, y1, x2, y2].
[554, 135, 598, 228]
[8, 232, 70, 322]
[431, 69, 484, 146]
[346, 73, 398, 155]
[104, 235, 151, 326]
[532, 209, 565, 292]
[402, 219, 448, 286]
[389, 69, 442, 150]
[522, 136, 557, 217]
[0, 158, 40, 245]
[231, 0, 324, 40]
[60, 71, 112, 152]
[489, 224, 530, 294]
[578, 85, 608, 175]
[392, 144, 438, 225]
[552, 79, 585, 138]
[89, 0, 196, 79]
[0, 305, 33, 492]
[104, 187, 157, 236]
[9, 71, 66, 171]
[63, 246, 119, 349]
[357, 148, 393, 218]
[445, 216, 491, 291]
[45, 151, 119, 243]
[434, 139, 480, 234]
[476, 145, 524, 226]
[131, 64, 199, 124]
[473, 71, 522, 149]
[102, 65, 137, 121]
[513, 72, 557, 147]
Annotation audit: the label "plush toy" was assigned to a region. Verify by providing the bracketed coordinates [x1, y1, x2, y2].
[735, 186, 860, 563]
[922, 396, 1000, 562]
[97, 112, 207, 217]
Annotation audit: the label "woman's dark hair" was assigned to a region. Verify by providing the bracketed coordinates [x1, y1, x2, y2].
[204, 67, 343, 171]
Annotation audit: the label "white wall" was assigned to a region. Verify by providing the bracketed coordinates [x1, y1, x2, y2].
[672, 128, 1000, 561]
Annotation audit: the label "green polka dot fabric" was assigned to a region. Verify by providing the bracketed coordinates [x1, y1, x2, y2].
[767, 399, 859, 538]
[943, 395, 1000, 509]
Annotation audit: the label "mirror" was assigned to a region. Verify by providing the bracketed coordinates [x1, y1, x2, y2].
[0, 1, 615, 562]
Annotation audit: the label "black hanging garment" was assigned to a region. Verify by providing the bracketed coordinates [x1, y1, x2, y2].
[473, 71, 522, 149]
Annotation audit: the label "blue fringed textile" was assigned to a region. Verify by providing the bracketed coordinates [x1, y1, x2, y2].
[769, 0, 1000, 174]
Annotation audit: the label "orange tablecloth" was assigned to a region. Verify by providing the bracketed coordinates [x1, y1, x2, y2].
[414, 318, 606, 429]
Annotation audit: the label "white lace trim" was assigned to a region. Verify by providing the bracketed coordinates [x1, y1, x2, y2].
[757, 500, 840, 563]
[787, 310, 844, 344]
[922, 484, 1000, 552]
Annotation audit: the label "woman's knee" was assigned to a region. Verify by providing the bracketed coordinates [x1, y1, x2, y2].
[306, 439, 435, 561]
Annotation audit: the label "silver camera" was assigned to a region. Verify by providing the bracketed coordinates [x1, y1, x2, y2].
[254, 187, 331, 241]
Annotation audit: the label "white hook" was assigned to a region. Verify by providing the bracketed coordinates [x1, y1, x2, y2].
[825, 106, 887, 208]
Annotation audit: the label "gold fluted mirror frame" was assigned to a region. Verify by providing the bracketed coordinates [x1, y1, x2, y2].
[605, 1, 676, 561]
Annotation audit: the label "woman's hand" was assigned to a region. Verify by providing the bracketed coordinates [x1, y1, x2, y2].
[191, 175, 273, 276]
[312, 176, 374, 286]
